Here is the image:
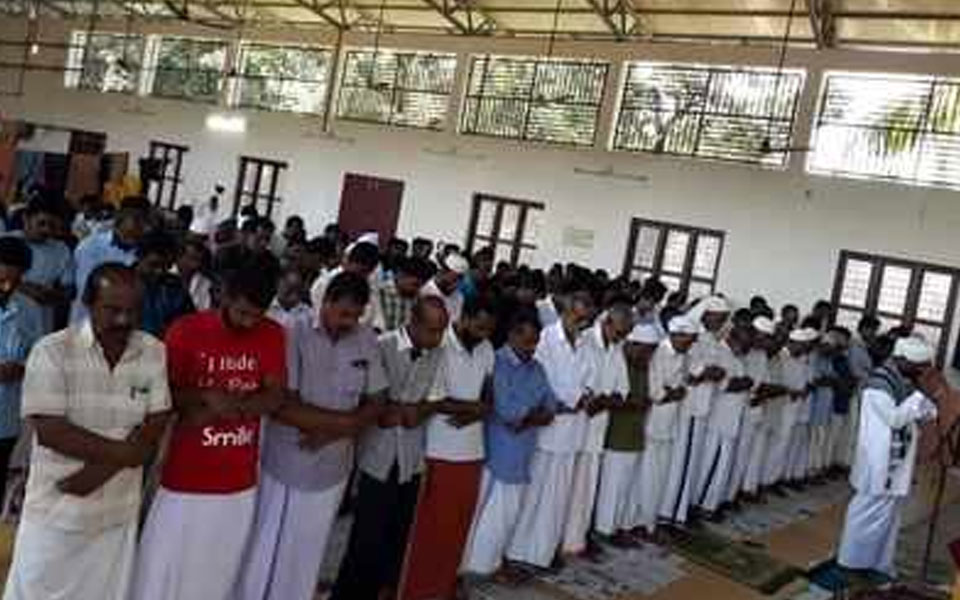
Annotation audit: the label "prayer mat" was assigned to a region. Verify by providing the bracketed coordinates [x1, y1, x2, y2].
[805, 559, 891, 595]
[665, 524, 801, 594]
[850, 584, 948, 600]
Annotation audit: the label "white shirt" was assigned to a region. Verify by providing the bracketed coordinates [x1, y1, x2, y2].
[647, 338, 689, 441]
[851, 387, 935, 496]
[743, 349, 770, 425]
[425, 328, 495, 462]
[581, 323, 630, 453]
[188, 272, 213, 311]
[781, 351, 812, 427]
[421, 279, 464, 323]
[708, 344, 748, 439]
[21, 322, 171, 532]
[534, 321, 594, 453]
[686, 331, 726, 417]
[267, 300, 313, 332]
[536, 297, 560, 329]
[310, 267, 381, 328]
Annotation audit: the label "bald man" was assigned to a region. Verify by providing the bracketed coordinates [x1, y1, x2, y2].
[4, 264, 170, 600]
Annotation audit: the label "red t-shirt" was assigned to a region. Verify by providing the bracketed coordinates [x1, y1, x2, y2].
[161, 310, 286, 494]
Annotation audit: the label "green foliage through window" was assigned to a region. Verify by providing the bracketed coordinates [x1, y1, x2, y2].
[66, 31, 144, 94]
[238, 44, 332, 114]
[151, 37, 227, 102]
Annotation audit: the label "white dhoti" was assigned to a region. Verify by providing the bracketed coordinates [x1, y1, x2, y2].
[595, 451, 640, 536]
[3, 517, 137, 600]
[837, 493, 904, 575]
[827, 413, 850, 468]
[764, 404, 794, 486]
[787, 425, 810, 481]
[698, 429, 737, 513]
[727, 419, 758, 502]
[637, 439, 672, 533]
[507, 451, 575, 567]
[808, 424, 830, 474]
[237, 472, 347, 600]
[131, 487, 257, 600]
[659, 415, 706, 524]
[562, 452, 601, 554]
[461, 469, 526, 575]
[742, 424, 770, 495]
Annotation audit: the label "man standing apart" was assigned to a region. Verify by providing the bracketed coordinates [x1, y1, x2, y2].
[507, 292, 595, 569]
[331, 296, 449, 600]
[566, 305, 632, 556]
[132, 261, 286, 600]
[400, 297, 497, 600]
[4, 264, 170, 600]
[837, 336, 937, 576]
[239, 272, 387, 600]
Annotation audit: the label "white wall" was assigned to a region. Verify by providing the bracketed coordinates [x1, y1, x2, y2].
[3, 18, 960, 360]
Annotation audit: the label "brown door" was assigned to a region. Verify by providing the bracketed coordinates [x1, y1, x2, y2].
[338, 173, 404, 243]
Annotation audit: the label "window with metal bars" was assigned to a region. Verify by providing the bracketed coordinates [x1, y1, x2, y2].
[233, 155, 287, 219]
[150, 36, 227, 102]
[613, 62, 804, 167]
[622, 217, 725, 299]
[235, 43, 332, 114]
[831, 250, 959, 366]
[147, 140, 188, 209]
[461, 55, 609, 147]
[336, 49, 457, 130]
[808, 72, 960, 190]
[65, 30, 145, 94]
[465, 193, 544, 267]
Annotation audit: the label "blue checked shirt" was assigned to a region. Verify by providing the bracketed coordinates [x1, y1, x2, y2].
[0, 294, 42, 439]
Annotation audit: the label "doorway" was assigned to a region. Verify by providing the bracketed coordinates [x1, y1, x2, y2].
[338, 172, 404, 243]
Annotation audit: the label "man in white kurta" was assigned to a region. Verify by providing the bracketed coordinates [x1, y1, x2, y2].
[637, 316, 697, 536]
[571, 306, 632, 554]
[4, 267, 170, 600]
[837, 336, 937, 576]
[775, 328, 817, 488]
[741, 317, 787, 497]
[507, 293, 595, 568]
[698, 326, 751, 515]
[659, 297, 729, 525]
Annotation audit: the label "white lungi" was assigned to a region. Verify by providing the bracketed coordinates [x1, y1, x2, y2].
[808, 424, 830, 474]
[742, 422, 770, 495]
[507, 451, 575, 567]
[237, 472, 347, 600]
[659, 415, 706, 524]
[562, 452, 601, 553]
[727, 416, 759, 502]
[837, 493, 904, 575]
[787, 424, 810, 481]
[3, 517, 137, 600]
[698, 429, 737, 512]
[636, 439, 672, 533]
[595, 451, 640, 536]
[461, 469, 526, 575]
[131, 487, 257, 600]
[827, 413, 850, 468]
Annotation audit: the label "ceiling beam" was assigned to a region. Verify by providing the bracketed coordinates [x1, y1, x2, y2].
[289, 0, 343, 28]
[420, 0, 496, 35]
[808, 0, 836, 49]
[583, 0, 625, 40]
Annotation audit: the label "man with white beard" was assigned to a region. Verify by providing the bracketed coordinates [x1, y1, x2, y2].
[659, 297, 729, 525]
[837, 336, 937, 576]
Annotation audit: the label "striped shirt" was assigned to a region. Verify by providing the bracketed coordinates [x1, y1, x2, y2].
[21, 321, 171, 532]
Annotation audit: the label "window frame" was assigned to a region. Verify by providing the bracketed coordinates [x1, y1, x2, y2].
[465, 193, 545, 267]
[459, 54, 610, 147]
[232, 155, 288, 219]
[830, 250, 960, 366]
[335, 48, 458, 131]
[621, 217, 726, 298]
[612, 61, 805, 168]
[234, 42, 333, 115]
[65, 30, 146, 95]
[147, 140, 188, 209]
[149, 35, 228, 103]
[807, 70, 960, 191]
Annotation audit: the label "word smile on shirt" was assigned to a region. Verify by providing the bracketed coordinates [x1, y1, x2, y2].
[202, 424, 256, 447]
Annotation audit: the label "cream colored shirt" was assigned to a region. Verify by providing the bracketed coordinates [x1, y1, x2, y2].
[21, 321, 171, 532]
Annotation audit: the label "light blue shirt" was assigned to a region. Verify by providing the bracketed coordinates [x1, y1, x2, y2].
[0, 294, 42, 439]
[485, 346, 557, 484]
[70, 230, 137, 323]
[6, 232, 75, 334]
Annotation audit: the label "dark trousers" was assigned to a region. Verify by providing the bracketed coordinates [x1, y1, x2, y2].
[331, 464, 421, 600]
[0, 436, 17, 504]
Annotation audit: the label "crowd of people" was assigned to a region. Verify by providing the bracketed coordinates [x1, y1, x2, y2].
[0, 191, 943, 600]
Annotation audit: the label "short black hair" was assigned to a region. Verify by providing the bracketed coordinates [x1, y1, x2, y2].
[412, 295, 448, 322]
[412, 237, 433, 248]
[781, 304, 799, 315]
[241, 215, 274, 234]
[395, 256, 432, 282]
[508, 307, 542, 333]
[82, 262, 138, 306]
[858, 314, 881, 332]
[305, 236, 337, 260]
[136, 231, 178, 261]
[388, 237, 409, 252]
[324, 271, 371, 306]
[0, 237, 32, 271]
[640, 277, 667, 302]
[461, 294, 497, 320]
[347, 242, 379, 270]
[285, 215, 304, 228]
[221, 257, 279, 309]
[23, 197, 62, 218]
[473, 246, 494, 262]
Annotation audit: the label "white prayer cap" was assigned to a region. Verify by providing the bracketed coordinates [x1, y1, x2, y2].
[442, 252, 469, 274]
[356, 231, 380, 248]
[628, 322, 663, 344]
[789, 327, 820, 343]
[701, 295, 730, 314]
[893, 336, 933, 364]
[752, 316, 776, 335]
[668, 315, 699, 335]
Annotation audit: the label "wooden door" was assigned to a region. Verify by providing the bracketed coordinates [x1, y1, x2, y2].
[338, 173, 404, 243]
